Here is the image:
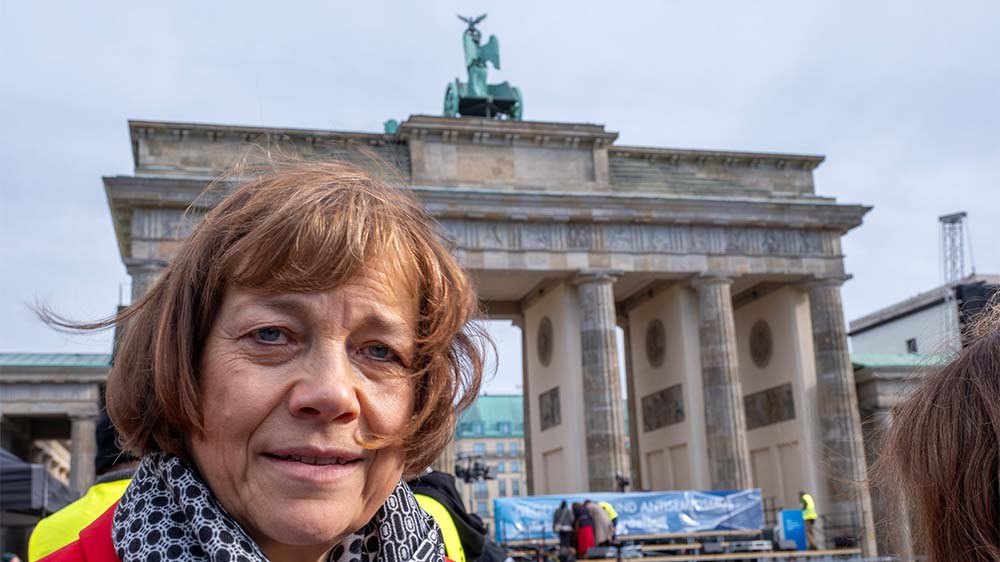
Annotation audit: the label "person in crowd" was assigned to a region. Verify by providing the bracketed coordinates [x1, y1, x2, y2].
[3, 552, 23, 562]
[797, 491, 817, 550]
[879, 302, 1000, 562]
[407, 469, 507, 562]
[29, 412, 138, 560]
[39, 159, 486, 562]
[571, 502, 594, 559]
[552, 501, 574, 548]
[597, 501, 618, 543]
[583, 500, 614, 548]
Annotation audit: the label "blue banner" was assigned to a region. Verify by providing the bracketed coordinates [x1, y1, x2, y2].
[493, 489, 763, 543]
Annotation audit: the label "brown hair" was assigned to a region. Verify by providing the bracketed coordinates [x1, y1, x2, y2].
[879, 302, 1000, 561]
[100, 159, 485, 475]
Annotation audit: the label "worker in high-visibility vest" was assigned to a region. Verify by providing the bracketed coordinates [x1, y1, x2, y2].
[414, 493, 468, 562]
[28, 412, 138, 561]
[598, 501, 618, 543]
[799, 491, 818, 550]
[407, 469, 508, 562]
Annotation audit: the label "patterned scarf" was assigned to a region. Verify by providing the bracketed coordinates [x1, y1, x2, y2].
[112, 453, 445, 562]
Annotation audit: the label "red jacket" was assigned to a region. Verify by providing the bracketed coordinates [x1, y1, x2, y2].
[39, 502, 119, 562]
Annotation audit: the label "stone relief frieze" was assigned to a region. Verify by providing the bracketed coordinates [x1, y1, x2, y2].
[726, 228, 751, 254]
[566, 223, 593, 249]
[641, 384, 684, 432]
[480, 222, 507, 248]
[744, 383, 795, 430]
[762, 229, 785, 254]
[605, 224, 636, 251]
[438, 219, 471, 248]
[436, 219, 837, 258]
[539, 386, 561, 431]
[689, 227, 710, 253]
[802, 231, 824, 254]
[521, 223, 556, 250]
[646, 226, 681, 253]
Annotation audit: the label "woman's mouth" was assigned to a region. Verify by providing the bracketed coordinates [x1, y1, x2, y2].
[264, 453, 360, 466]
[261, 448, 365, 483]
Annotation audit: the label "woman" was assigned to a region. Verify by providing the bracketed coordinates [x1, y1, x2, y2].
[43, 160, 485, 562]
[583, 501, 613, 548]
[571, 503, 594, 560]
[879, 303, 1000, 562]
[551, 501, 573, 548]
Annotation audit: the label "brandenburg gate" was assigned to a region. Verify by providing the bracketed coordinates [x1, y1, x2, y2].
[106, 113, 874, 553]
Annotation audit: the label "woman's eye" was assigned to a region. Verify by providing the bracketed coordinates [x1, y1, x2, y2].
[253, 327, 285, 343]
[363, 344, 396, 362]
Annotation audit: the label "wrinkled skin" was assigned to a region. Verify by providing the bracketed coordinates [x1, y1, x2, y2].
[190, 269, 416, 562]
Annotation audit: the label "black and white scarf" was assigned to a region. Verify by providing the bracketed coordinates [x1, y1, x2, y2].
[112, 453, 445, 562]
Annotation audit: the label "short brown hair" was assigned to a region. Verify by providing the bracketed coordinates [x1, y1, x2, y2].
[105, 159, 485, 475]
[878, 302, 1000, 561]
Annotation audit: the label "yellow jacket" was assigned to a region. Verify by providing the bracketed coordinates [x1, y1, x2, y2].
[415, 493, 466, 562]
[800, 493, 817, 521]
[28, 478, 131, 561]
[599, 501, 618, 521]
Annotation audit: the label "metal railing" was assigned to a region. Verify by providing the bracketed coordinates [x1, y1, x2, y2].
[762, 496, 779, 528]
[820, 510, 863, 550]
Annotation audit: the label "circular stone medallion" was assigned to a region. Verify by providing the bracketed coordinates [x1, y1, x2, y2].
[750, 320, 773, 368]
[645, 319, 666, 368]
[537, 317, 553, 367]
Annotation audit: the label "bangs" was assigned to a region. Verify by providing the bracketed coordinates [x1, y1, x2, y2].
[217, 174, 423, 296]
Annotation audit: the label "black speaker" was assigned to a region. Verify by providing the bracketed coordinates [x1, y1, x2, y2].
[833, 536, 857, 548]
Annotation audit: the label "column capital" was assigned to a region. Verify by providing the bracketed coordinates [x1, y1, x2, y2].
[571, 269, 622, 286]
[689, 273, 734, 289]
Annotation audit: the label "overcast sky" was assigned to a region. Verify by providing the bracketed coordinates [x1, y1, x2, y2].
[2, 0, 997, 394]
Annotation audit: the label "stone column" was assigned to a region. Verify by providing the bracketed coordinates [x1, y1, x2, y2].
[808, 278, 877, 556]
[69, 414, 98, 493]
[573, 271, 628, 491]
[691, 275, 752, 490]
[620, 318, 643, 491]
[513, 316, 535, 495]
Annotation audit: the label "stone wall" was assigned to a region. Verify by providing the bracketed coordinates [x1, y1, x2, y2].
[625, 285, 709, 491]
[609, 148, 821, 197]
[131, 121, 411, 181]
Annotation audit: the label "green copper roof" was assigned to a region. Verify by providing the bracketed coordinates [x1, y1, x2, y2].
[455, 395, 632, 438]
[0, 353, 112, 369]
[457, 394, 524, 438]
[851, 352, 950, 370]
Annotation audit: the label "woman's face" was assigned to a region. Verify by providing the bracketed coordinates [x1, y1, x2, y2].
[190, 268, 416, 560]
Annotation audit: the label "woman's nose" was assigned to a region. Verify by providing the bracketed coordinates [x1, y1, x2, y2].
[287, 344, 360, 423]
